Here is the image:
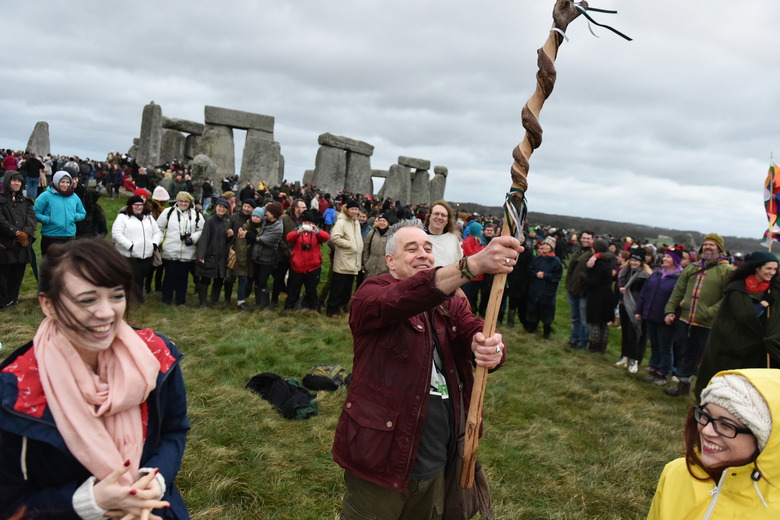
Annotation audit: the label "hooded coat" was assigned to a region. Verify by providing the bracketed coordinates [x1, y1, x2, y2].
[647, 369, 780, 520]
[329, 210, 363, 275]
[33, 177, 86, 238]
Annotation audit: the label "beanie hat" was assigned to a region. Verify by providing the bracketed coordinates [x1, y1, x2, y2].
[176, 191, 195, 205]
[152, 186, 170, 202]
[665, 246, 684, 268]
[629, 246, 645, 262]
[543, 236, 556, 249]
[126, 195, 144, 207]
[700, 233, 725, 254]
[52, 171, 72, 186]
[215, 198, 230, 209]
[266, 202, 283, 219]
[222, 191, 235, 199]
[301, 210, 319, 223]
[345, 199, 360, 209]
[243, 198, 257, 208]
[251, 207, 266, 219]
[745, 251, 779, 267]
[133, 188, 149, 199]
[701, 373, 772, 451]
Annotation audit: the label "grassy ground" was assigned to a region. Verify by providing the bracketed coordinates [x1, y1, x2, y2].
[1, 197, 693, 519]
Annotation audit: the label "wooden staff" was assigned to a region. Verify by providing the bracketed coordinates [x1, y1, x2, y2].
[460, 0, 587, 489]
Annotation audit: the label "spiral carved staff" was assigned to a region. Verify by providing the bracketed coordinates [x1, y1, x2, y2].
[460, 0, 630, 490]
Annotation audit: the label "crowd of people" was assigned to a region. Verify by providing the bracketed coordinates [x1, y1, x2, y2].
[3, 147, 780, 518]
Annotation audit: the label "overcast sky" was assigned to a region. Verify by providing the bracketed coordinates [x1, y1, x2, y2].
[4, 1, 778, 239]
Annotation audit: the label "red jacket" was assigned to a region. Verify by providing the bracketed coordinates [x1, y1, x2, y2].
[286, 228, 330, 273]
[332, 269, 504, 491]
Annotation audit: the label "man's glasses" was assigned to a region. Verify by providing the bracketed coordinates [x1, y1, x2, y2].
[693, 406, 753, 439]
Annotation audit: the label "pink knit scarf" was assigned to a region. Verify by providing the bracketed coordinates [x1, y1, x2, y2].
[34, 318, 160, 485]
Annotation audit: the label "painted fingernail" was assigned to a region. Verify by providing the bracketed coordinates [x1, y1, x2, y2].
[129, 489, 137, 495]
[124, 460, 131, 467]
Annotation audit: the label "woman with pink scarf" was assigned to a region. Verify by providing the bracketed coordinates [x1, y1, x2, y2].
[0, 238, 190, 519]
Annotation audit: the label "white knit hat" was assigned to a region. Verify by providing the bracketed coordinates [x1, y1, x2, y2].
[701, 373, 772, 451]
[152, 185, 170, 202]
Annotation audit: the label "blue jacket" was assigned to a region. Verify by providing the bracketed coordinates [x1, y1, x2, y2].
[0, 330, 190, 519]
[526, 254, 563, 301]
[635, 269, 681, 323]
[33, 186, 86, 238]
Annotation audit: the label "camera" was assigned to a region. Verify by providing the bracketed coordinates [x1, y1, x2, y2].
[302, 244, 311, 251]
[301, 224, 313, 232]
[181, 233, 193, 246]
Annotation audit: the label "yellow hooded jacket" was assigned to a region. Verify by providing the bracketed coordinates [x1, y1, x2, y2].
[647, 369, 780, 519]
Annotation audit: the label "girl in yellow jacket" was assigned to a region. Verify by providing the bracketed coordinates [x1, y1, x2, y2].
[647, 369, 780, 519]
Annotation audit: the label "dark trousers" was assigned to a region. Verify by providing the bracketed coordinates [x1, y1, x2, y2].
[526, 294, 556, 329]
[461, 280, 483, 315]
[285, 268, 321, 311]
[40, 236, 73, 257]
[128, 257, 153, 303]
[327, 272, 355, 316]
[253, 263, 274, 305]
[619, 305, 648, 362]
[674, 321, 710, 381]
[340, 470, 445, 520]
[646, 320, 674, 375]
[271, 259, 290, 302]
[145, 264, 164, 293]
[162, 259, 192, 305]
[0, 263, 26, 307]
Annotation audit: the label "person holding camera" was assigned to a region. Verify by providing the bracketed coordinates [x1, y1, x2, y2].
[157, 191, 203, 306]
[285, 210, 330, 312]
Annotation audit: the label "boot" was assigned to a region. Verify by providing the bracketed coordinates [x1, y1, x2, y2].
[223, 280, 234, 307]
[259, 288, 271, 311]
[664, 381, 691, 397]
[507, 310, 516, 328]
[543, 324, 552, 339]
[587, 341, 600, 353]
[197, 285, 208, 309]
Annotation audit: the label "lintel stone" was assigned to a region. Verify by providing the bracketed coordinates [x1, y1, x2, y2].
[398, 156, 430, 170]
[317, 132, 374, 156]
[162, 117, 205, 136]
[204, 105, 274, 133]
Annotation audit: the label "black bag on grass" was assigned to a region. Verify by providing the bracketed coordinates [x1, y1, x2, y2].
[246, 372, 318, 420]
[302, 364, 349, 391]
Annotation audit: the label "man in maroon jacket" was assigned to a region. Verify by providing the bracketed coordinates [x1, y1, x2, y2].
[332, 219, 522, 520]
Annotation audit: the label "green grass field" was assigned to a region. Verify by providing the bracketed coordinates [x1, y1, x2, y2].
[0, 196, 692, 519]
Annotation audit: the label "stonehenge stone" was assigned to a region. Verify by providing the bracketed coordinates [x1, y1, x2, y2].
[312, 145, 347, 196]
[241, 131, 283, 187]
[184, 134, 200, 162]
[190, 154, 218, 200]
[197, 124, 235, 178]
[398, 156, 430, 171]
[410, 169, 431, 206]
[302, 170, 314, 186]
[128, 138, 140, 159]
[162, 117, 205, 136]
[430, 166, 448, 202]
[159, 129, 185, 165]
[345, 153, 372, 195]
[371, 169, 388, 178]
[318, 133, 374, 157]
[26, 122, 50, 156]
[204, 105, 274, 134]
[137, 102, 163, 168]
[382, 164, 412, 204]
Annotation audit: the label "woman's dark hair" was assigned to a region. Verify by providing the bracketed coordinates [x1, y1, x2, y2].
[730, 259, 780, 291]
[683, 406, 760, 483]
[424, 200, 455, 234]
[39, 238, 135, 331]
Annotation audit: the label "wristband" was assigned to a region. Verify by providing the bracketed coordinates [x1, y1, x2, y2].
[458, 256, 477, 280]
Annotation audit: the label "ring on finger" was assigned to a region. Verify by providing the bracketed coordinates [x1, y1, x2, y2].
[495, 345, 502, 354]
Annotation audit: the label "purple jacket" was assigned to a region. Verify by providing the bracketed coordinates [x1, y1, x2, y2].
[635, 269, 681, 323]
[332, 268, 504, 491]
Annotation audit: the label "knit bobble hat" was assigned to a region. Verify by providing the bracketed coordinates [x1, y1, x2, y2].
[301, 210, 319, 223]
[152, 186, 170, 202]
[266, 202, 283, 219]
[665, 246, 684, 268]
[176, 191, 195, 205]
[700, 233, 725, 254]
[629, 246, 645, 262]
[345, 199, 360, 209]
[701, 373, 772, 451]
[133, 188, 149, 199]
[215, 198, 230, 209]
[745, 251, 779, 267]
[126, 195, 144, 207]
[543, 236, 556, 249]
[251, 207, 266, 219]
[243, 198, 257, 208]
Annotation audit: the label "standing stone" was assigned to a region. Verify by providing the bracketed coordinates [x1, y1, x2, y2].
[162, 117, 205, 135]
[197, 124, 235, 178]
[278, 154, 285, 183]
[190, 154, 218, 201]
[159, 129, 185, 165]
[184, 135, 200, 162]
[312, 145, 346, 196]
[137, 102, 163, 169]
[128, 138, 140, 159]
[410, 169, 431, 206]
[430, 166, 448, 202]
[382, 164, 412, 205]
[241, 131, 283, 187]
[302, 170, 315, 186]
[26, 122, 50, 156]
[345, 153, 373, 195]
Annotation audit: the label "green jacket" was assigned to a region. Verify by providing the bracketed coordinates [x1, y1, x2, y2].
[694, 280, 780, 397]
[664, 261, 733, 327]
